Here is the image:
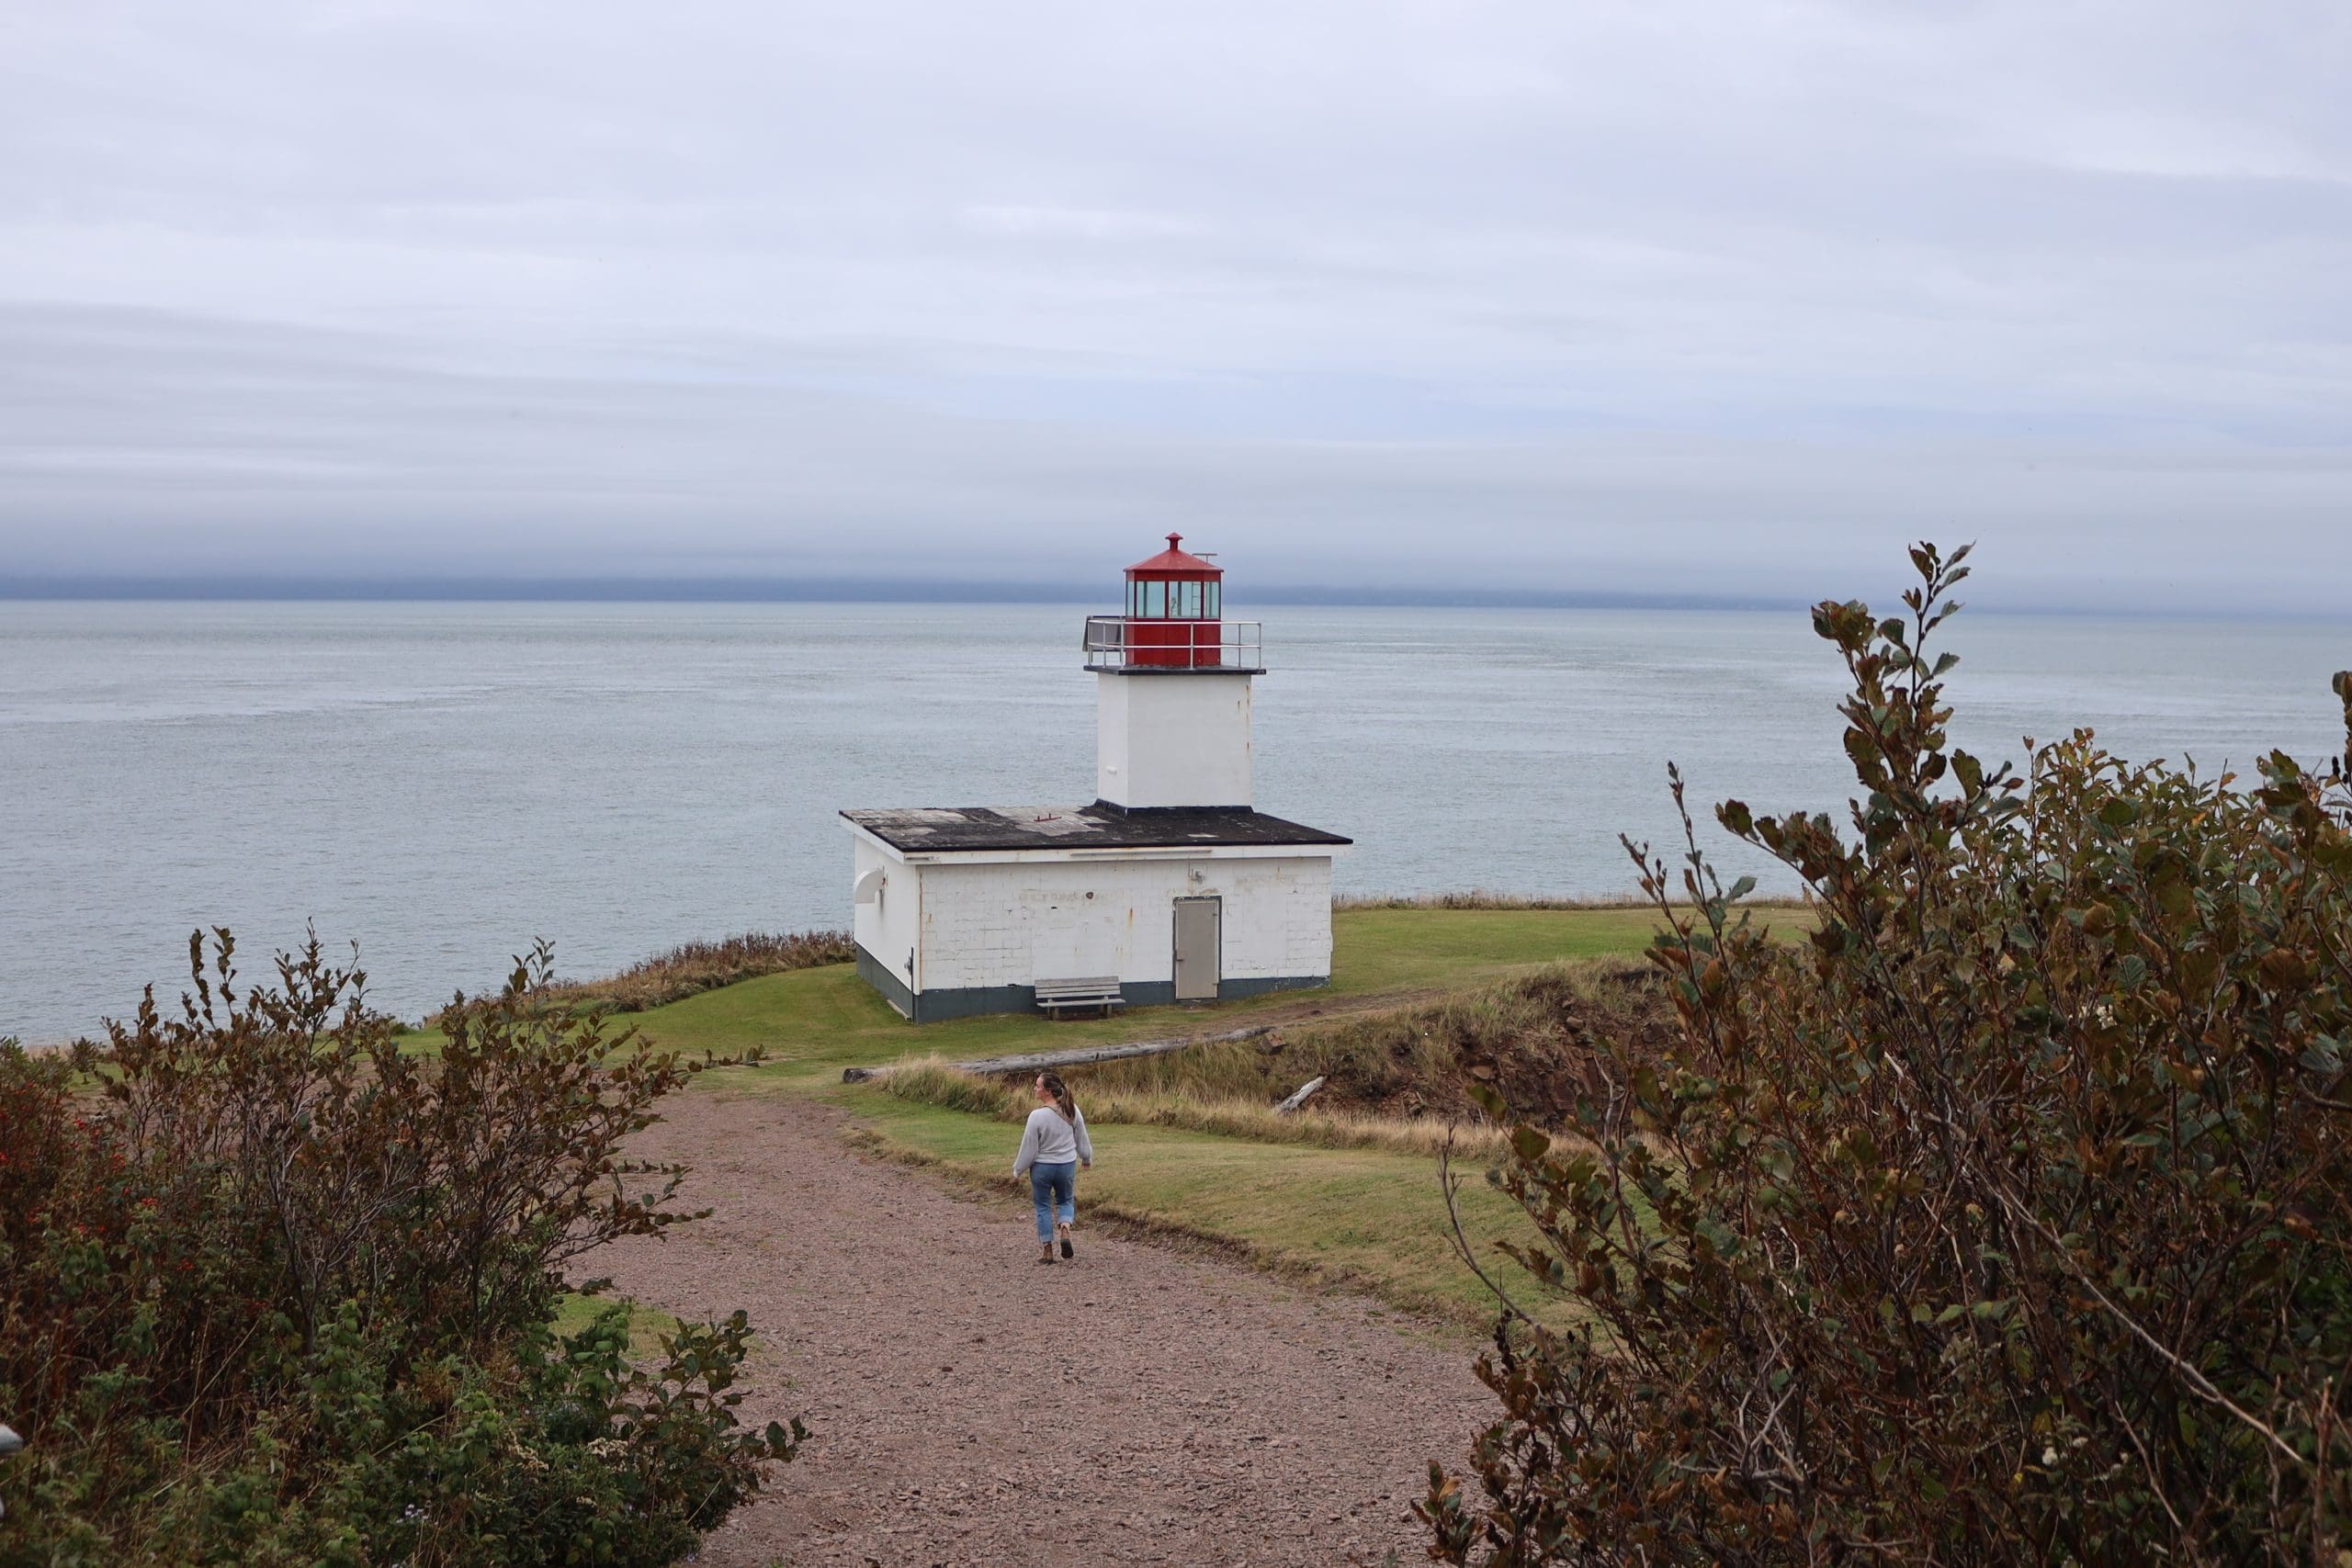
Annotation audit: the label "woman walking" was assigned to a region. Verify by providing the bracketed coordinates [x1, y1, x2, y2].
[1012, 1071, 1092, 1264]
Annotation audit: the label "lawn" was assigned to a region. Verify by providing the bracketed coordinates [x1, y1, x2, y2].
[1325, 903, 1665, 993]
[836, 1089, 1558, 1323]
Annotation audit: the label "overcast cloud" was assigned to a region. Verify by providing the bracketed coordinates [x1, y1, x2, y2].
[2, 1, 2348, 609]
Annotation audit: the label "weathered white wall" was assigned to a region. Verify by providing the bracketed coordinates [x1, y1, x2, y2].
[850, 834, 922, 993]
[1096, 671, 1253, 808]
[916, 852, 1333, 990]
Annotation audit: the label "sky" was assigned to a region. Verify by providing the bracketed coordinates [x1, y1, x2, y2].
[2, 1, 2348, 611]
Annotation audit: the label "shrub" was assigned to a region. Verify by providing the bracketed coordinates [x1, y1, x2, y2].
[1056, 961, 1678, 1124]
[0, 935, 801, 1565]
[520, 930, 855, 1016]
[1270, 964, 1679, 1124]
[1423, 545, 2352, 1563]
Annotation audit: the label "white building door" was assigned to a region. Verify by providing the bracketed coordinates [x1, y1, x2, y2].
[1173, 897, 1221, 1000]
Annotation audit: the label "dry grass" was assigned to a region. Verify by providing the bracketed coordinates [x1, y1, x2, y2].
[1336, 889, 1811, 912]
[873, 956, 1679, 1155]
[1055, 958, 1679, 1125]
[878, 1057, 1023, 1119]
[1334, 890, 1660, 911]
[525, 931, 854, 1015]
[876, 1055, 1510, 1161]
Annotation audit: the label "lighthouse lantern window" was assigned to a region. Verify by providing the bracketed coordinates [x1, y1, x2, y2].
[1123, 577, 1219, 619]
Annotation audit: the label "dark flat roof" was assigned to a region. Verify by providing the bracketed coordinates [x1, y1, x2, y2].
[842, 804, 1351, 853]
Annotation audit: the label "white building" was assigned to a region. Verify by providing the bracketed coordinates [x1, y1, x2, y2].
[842, 536, 1351, 1022]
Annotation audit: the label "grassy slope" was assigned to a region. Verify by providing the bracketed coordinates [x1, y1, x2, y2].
[521, 904, 1667, 1081]
[406, 908, 1675, 1325]
[838, 1091, 1545, 1322]
[385, 907, 1665, 1325]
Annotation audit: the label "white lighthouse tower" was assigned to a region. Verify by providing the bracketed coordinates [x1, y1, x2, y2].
[842, 537, 1350, 1023]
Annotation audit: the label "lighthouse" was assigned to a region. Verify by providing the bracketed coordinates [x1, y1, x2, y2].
[842, 538, 1351, 1023]
[1091, 534, 1257, 810]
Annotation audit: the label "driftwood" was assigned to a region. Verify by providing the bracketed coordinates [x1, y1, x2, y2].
[1272, 1076, 1327, 1115]
[840, 1024, 1272, 1082]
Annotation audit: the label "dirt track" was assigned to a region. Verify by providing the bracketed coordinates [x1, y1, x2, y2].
[598, 1088, 1493, 1567]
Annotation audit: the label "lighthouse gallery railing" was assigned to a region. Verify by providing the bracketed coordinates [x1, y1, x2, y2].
[1080, 616, 1263, 671]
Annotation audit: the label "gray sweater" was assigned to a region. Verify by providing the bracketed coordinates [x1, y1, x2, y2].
[1013, 1105, 1093, 1173]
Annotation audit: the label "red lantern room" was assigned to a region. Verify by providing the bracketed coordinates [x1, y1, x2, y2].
[1120, 533, 1224, 668]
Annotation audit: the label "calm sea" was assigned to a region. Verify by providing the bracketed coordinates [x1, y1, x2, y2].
[3, 601, 2345, 1043]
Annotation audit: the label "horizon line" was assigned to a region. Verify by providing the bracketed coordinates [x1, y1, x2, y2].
[3, 574, 2344, 622]
[0, 573, 1787, 612]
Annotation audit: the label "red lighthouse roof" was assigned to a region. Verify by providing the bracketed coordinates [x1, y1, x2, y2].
[1125, 532, 1221, 580]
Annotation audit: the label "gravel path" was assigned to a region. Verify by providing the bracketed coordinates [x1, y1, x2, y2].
[597, 1086, 1493, 1567]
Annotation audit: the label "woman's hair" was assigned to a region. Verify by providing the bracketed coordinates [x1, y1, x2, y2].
[1038, 1070, 1078, 1123]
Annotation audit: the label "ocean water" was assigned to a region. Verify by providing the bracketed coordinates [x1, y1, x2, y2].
[3, 601, 2345, 1043]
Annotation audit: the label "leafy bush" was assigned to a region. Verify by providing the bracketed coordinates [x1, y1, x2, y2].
[1423, 545, 2352, 1563]
[0, 935, 801, 1566]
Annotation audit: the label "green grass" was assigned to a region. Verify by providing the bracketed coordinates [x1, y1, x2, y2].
[841, 1092, 1557, 1325]
[396, 905, 1677, 1079]
[550, 1292, 682, 1357]
[1324, 905, 1665, 992]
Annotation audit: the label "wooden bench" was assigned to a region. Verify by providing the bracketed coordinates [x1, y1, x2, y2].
[1034, 976, 1126, 1018]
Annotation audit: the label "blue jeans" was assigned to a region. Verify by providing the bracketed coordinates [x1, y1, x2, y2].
[1029, 1161, 1077, 1243]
